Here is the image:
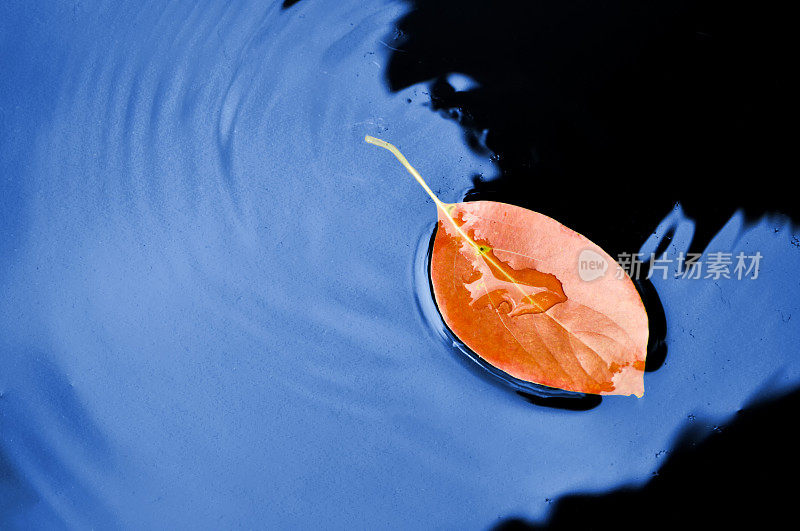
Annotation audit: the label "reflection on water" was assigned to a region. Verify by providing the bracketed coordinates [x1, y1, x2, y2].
[1, 0, 799, 528]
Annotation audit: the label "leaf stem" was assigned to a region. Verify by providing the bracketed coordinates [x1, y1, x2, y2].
[364, 135, 550, 313]
[364, 134, 488, 251]
[364, 135, 448, 210]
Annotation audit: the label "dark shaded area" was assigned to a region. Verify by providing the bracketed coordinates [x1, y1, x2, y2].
[387, 0, 797, 258]
[636, 278, 667, 372]
[390, 0, 797, 525]
[493, 385, 800, 529]
[515, 390, 601, 411]
[0, 350, 113, 527]
[281, 0, 303, 9]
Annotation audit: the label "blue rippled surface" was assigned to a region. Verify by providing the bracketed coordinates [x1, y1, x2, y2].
[2, 1, 799, 528]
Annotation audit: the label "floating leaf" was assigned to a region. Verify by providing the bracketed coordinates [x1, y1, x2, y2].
[366, 135, 648, 397]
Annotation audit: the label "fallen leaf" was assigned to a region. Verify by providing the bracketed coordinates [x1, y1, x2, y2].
[366, 135, 648, 397]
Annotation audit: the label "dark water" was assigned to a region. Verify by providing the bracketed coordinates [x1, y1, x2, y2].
[1, 0, 798, 528]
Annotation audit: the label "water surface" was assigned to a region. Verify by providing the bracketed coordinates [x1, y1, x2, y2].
[2, 1, 799, 528]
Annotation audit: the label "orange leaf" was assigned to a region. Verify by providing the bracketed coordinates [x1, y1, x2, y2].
[366, 136, 648, 397]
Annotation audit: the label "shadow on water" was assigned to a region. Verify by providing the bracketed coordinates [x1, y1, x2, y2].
[386, 0, 797, 524]
[637, 278, 667, 373]
[383, 0, 797, 255]
[492, 385, 800, 529]
[0, 350, 113, 527]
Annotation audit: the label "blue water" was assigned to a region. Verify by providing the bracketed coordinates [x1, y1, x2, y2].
[2, 1, 799, 528]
